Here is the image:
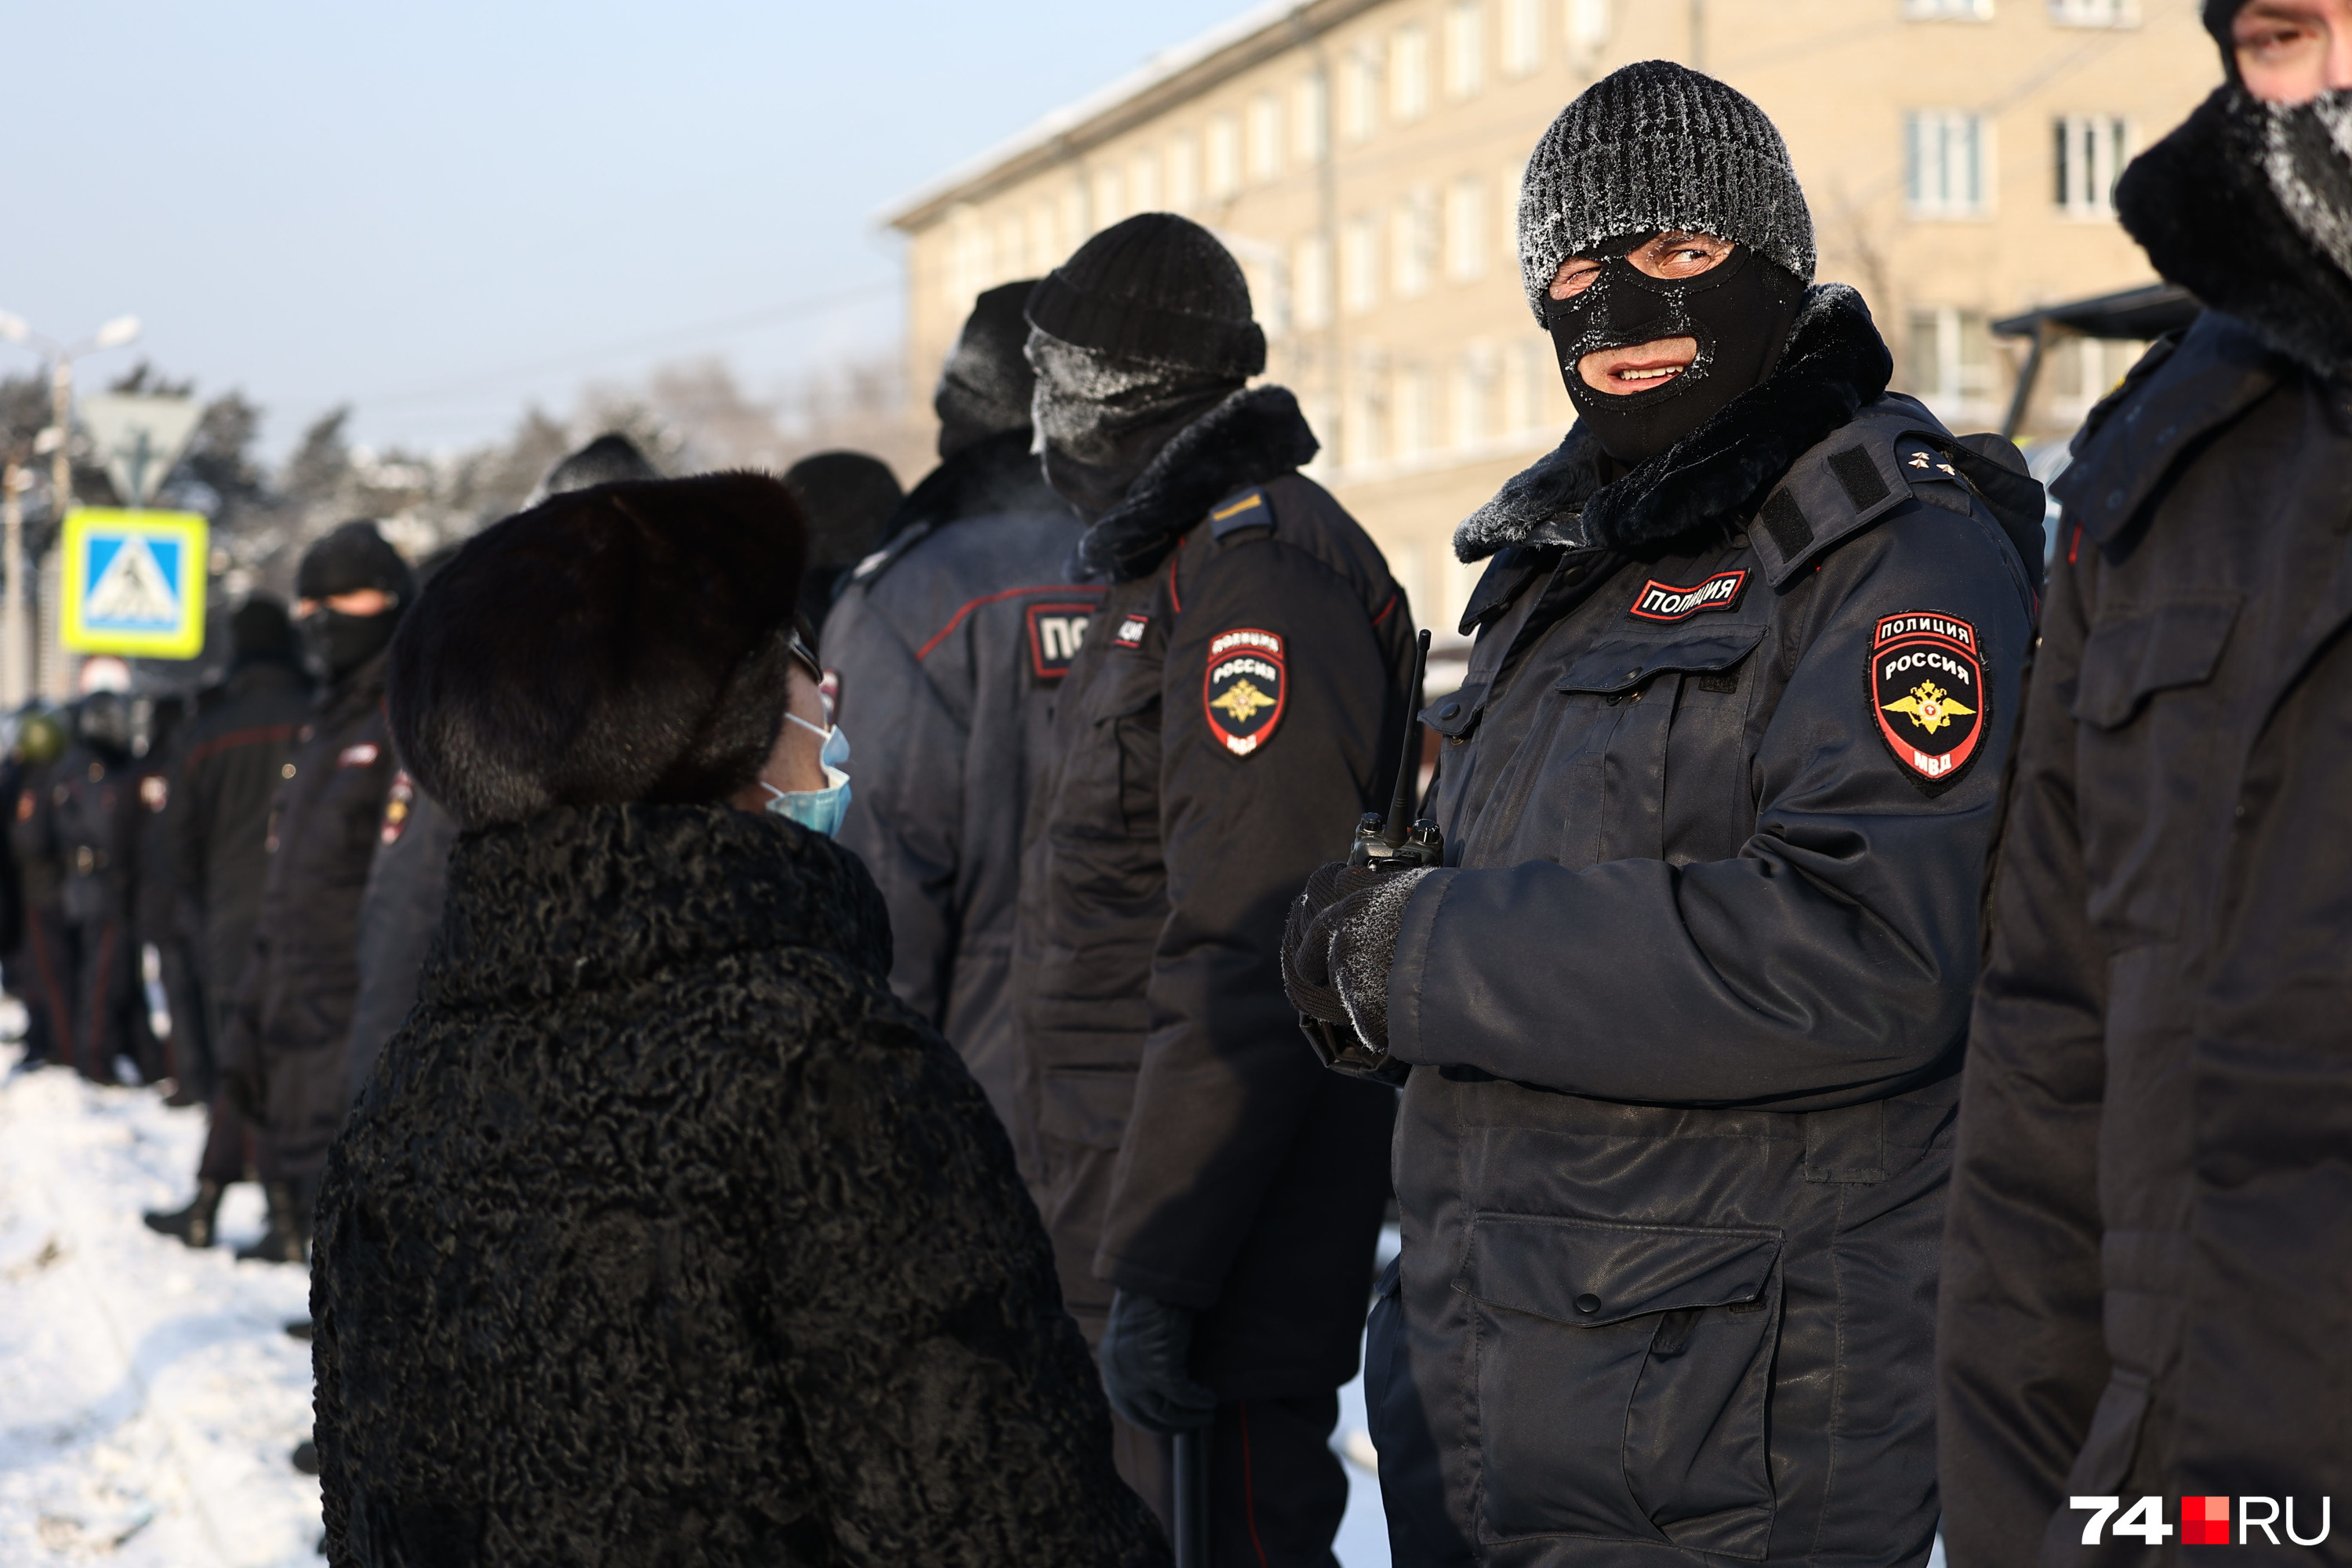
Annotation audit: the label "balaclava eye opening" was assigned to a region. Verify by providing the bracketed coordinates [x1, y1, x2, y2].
[1543, 235, 1807, 465]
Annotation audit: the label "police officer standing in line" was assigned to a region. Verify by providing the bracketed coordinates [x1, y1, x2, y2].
[216, 525, 408, 1264]
[1283, 66, 2040, 1566]
[1011, 212, 1414, 1559]
[1939, 3, 2352, 1558]
[822, 279, 1085, 1163]
[7, 708, 73, 1069]
[51, 690, 146, 1083]
[144, 597, 313, 1250]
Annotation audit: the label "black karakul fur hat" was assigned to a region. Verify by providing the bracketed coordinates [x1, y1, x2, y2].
[388, 472, 808, 830]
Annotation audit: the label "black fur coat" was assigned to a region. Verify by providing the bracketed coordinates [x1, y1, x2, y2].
[311, 804, 1167, 1568]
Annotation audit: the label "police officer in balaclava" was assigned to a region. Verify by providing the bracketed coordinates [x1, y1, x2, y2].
[1940, 5, 2352, 1561]
[1283, 63, 2040, 1566]
[52, 689, 144, 1082]
[216, 521, 410, 1263]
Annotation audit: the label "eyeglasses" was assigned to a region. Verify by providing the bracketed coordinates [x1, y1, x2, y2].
[788, 632, 823, 684]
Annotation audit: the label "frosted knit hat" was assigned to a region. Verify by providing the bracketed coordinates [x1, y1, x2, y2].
[1025, 212, 1266, 378]
[1517, 60, 1817, 321]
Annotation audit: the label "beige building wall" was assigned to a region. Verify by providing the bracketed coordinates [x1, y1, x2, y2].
[888, 0, 2218, 651]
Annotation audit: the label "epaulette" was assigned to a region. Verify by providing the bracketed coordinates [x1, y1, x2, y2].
[1207, 486, 1276, 540]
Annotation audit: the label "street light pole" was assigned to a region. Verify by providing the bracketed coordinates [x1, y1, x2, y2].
[0, 312, 141, 703]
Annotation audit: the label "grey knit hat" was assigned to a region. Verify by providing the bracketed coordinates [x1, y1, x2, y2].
[1517, 61, 1816, 321]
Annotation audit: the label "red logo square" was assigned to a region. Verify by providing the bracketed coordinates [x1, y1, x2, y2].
[2183, 1495, 2230, 1545]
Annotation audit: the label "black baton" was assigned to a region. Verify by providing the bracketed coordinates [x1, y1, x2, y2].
[1172, 1428, 1210, 1568]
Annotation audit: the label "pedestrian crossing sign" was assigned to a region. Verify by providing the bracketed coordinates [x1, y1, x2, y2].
[60, 509, 209, 659]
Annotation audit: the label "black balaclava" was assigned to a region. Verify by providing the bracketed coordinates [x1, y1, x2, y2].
[1544, 236, 1806, 465]
[1024, 212, 1267, 523]
[2117, 2, 2352, 380]
[936, 280, 1043, 461]
[297, 520, 413, 683]
[77, 691, 132, 762]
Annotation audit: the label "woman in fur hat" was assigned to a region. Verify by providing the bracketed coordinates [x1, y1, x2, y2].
[309, 472, 1166, 1568]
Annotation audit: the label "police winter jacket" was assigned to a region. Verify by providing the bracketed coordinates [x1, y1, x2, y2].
[822, 427, 1089, 1162]
[313, 803, 1167, 1568]
[1012, 386, 1414, 1394]
[343, 771, 458, 1102]
[1368, 287, 2039, 1566]
[49, 745, 140, 928]
[219, 648, 395, 1178]
[171, 657, 314, 1010]
[1939, 311, 2352, 1566]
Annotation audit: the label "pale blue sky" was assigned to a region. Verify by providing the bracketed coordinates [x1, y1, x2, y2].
[4, 1, 1244, 457]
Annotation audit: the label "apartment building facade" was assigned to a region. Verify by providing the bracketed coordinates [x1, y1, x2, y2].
[886, 0, 2216, 645]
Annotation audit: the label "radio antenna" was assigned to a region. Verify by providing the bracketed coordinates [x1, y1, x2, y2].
[1382, 629, 1431, 848]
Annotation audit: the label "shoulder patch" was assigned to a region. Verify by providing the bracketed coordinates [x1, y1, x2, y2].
[380, 769, 416, 846]
[1629, 568, 1749, 622]
[1025, 601, 1096, 681]
[1203, 628, 1287, 757]
[1209, 488, 1273, 539]
[1869, 612, 1987, 793]
[1112, 612, 1152, 650]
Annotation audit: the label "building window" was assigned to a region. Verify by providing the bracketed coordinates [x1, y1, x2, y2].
[1397, 365, 1434, 457]
[1904, 0, 1992, 17]
[1294, 72, 1329, 163]
[1091, 166, 1125, 231]
[1499, 158, 1526, 270]
[1130, 148, 1162, 213]
[1392, 25, 1432, 123]
[1508, 339, 1554, 432]
[1031, 201, 1060, 271]
[1344, 213, 1381, 314]
[1907, 111, 1993, 217]
[2054, 114, 2130, 216]
[1342, 47, 1380, 143]
[1207, 114, 1242, 199]
[1249, 93, 1284, 182]
[1294, 234, 1334, 330]
[1454, 343, 1498, 446]
[1351, 346, 1389, 466]
[1566, 0, 1612, 64]
[1059, 182, 1087, 256]
[2051, 335, 2145, 418]
[1394, 187, 1439, 297]
[2049, 0, 2137, 24]
[1502, 0, 1544, 75]
[1906, 307, 1997, 417]
[1167, 135, 1200, 211]
[1446, 2, 1486, 101]
[996, 216, 1025, 280]
[1445, 177, 1487, 281]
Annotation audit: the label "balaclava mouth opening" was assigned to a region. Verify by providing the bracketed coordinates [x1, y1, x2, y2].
[1519, 61, 1817, 465]
[1544, 235, 1808, 465]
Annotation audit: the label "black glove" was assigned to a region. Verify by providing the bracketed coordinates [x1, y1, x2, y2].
[1098, 1290, 1216, 1436]
[1281, 862, 1381, 1025]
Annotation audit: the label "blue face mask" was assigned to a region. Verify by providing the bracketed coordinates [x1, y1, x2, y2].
[762, 713, 852, 838]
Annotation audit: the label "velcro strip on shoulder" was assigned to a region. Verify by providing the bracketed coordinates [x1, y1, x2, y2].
[1759, 490, 1813, 558]
[1828, 445, 1890, 510]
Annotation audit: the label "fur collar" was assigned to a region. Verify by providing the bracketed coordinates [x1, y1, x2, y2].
[1454, 283, 1893, 562]
[428, 803, 891, 1008]
[1076, 386, 1320, 581]
[880, 426, 1068, 550]
[2117, 85, 2352, 384]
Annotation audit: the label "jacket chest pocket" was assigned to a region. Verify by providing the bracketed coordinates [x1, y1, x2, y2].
[1459, 1213, 1783, 1558]
[1542, 625, 1765, 869]
[2067, 593, 2241, 946]
[1051, 659, 1163, 842]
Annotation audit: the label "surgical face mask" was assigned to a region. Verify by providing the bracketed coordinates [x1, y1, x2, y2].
[1541, 238, 1806, 466]
[761, 712, 851, 838]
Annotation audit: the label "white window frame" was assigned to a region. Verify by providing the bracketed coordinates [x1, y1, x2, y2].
[1445, 2, 1486, 101]
[2054, 113, 2132, 216]
[1342, 47, 1381, 143]
[1129, 148, 1162, 214]
[1248, 93, 1284, 182]
[1906, 110, 1994, 218]
[1166, 135, 1201, 211]
[1501, 0, 1544, 76]
[1343, 212, 1382, 315]
[1392, 24, 1431, 123]
[1206, 113, 1242, 199]
[1294, 234, 1334, 330]
[1903, 0, 1993, 18]
[1906, 306, 1998, 421]
[1393, 186, 1439, 298]
[1566, 0, 1612, 64]
[1445, 176, 1486, 282]
[1294, 72, 1330, 164]
[1091, 165, 1125, 232]
[2049, 0, 2138, 26]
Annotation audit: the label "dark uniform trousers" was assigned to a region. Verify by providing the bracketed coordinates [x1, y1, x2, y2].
[1940, 313, 2352, 1566]
[1012, 416, 1413, 1564]
[1371, 392, 2037, 1566]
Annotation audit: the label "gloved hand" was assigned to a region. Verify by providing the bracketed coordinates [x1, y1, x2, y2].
[1282, 864, 1430, 1051]
[1098, 1290, 1216, 1436]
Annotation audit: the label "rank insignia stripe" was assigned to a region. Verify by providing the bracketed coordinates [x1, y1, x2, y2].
[1628, 568, 1750, 622]
[1203, 627, 1287, 757]
[1867, 611, 1987, 793]
[1113, 613, 1152, 649]
[1025, 602, 1096, 681]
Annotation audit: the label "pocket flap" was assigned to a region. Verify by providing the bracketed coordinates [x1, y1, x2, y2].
[1083, 663, 1163, 724]
[1557, 624, 1768, 696]
[1458, 1214, 1780, 1327]
[2071, 594, 2241, 729]
[1421, 680, 1488, 739]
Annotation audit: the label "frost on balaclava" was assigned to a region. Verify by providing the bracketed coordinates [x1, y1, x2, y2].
[935, 280, 1041, 461]
[1025, 330, 1241, 524]
[2257, 89, 2352, 283]
[1518, 61, 1816, 463]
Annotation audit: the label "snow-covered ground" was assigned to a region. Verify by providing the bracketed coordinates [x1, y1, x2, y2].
[0, 1042, 321, 1566]
[0, 1036, 1394, 1566]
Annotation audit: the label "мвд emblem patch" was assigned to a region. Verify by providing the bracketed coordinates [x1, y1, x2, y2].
[1869, 612, 1985, 791]
[1204, 628, 1286, 757]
